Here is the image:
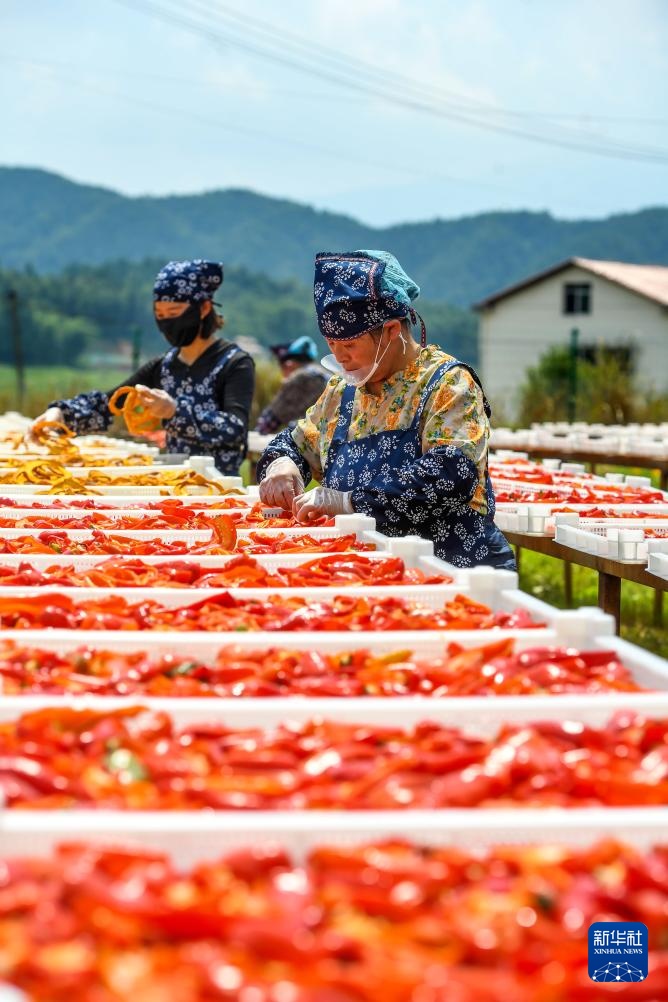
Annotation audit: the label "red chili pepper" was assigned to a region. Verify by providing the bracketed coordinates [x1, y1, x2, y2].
[1, 708, 666, 810]
[0, 590, 543, 633]
[0, 639, 642, 697]
[2, 837, 668, 1001]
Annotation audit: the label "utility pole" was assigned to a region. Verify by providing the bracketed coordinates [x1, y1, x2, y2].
[6, 289, 25, 412]
[131, 325, 142, 371]
[567, 327, 579, 423]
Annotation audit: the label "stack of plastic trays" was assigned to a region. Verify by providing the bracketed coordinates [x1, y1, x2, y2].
[554, 514, 668, 562]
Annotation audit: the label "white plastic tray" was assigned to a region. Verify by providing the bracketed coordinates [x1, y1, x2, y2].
[493, 476, 665, 499]
[647, 551, 668, 582]
[2, 809, 667, 865]
[495, 502, 668, 536]
[2, 630, 667, 714]
[247, 431, 274, 453]
[0, 493, 251, 508]
[1, 632, 661, 708]
[0, 546, 482, 596]
[0, 549, 407, 573]
[0, 480, 243, 496]
[0, 455, 220, 476]
[491, 424, 668, 461]
[0, 506, 261, 525]
[555, 518, 668, 563]
[0, 601, 616, 659]
[0, 452, 158, 465]
[0, 514, 382, 545]
[0, 568, 551, 614]
[0, 531, 486, 569]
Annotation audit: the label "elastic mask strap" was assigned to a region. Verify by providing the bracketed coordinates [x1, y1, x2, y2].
[409, 308, 427, 347]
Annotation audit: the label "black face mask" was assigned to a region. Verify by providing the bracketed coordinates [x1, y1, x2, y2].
[156, 303, 202, 347]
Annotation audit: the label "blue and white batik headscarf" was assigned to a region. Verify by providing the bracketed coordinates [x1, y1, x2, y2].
[153, 260, 224, 303]
[313, 249, 426, 345]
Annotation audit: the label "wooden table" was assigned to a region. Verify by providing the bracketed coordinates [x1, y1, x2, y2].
[504, 529, 668, 633]
[519, 447, 668, 492]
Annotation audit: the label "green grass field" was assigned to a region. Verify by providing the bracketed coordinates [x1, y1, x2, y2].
[0, 365, 129, 417]
[517, 550, 667, 658]
[513, 464, 667, 657]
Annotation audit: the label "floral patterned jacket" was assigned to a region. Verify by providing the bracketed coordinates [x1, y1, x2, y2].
[257, 345, 492, 517]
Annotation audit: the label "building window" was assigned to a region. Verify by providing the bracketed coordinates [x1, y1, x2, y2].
[563, 282, 591, 314]
[577, 343, 635, 374]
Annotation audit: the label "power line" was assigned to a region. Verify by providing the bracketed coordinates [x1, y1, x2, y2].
[111, 0, 668, 165]
[198, 0, 668, 153]
[16, 60, 499, 191]
[4, 51, 666, 127]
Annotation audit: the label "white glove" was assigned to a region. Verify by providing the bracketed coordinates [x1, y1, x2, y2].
[133, 384, 176, 420]
[24, 407, 66, 451]
[259, 456, 305, 511]
[293, 486, 354, 523]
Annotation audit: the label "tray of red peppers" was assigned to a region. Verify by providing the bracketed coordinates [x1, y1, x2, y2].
[0, 494, 253, 509]
[0, 553, 452, 589]
[0, 638, 647, 697]
[1, 707, 667, 809]
[0, 591, 540, 633]
[494, 486, 666, 504]
[0, 502, 333, 531]
[2, 838, 668, 1002]
[0, 526, 372, 556]
[551, 507, 668, 519]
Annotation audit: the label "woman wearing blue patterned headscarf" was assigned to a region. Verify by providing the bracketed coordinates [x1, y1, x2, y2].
[27, 259, 255, 475]
[258, 249, 514, 570]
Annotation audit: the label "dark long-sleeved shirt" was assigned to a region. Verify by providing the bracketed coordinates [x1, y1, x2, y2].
[255, 363, 329, 435]
[51, 338, 254, 474]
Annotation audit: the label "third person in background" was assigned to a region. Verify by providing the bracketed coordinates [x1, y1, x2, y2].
[254, 336, 328, 435]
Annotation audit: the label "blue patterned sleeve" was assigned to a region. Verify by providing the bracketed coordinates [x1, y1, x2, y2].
[351, 444, 480, 524]
[256, 428, 312, 485]
[49, 391, 113, 435]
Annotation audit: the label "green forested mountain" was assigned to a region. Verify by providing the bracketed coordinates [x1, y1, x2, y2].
[0, 259, 477, 368]
[2, 167, 667, 307]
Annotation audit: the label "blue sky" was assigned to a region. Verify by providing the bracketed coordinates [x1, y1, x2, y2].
[2, 0, 667, 226]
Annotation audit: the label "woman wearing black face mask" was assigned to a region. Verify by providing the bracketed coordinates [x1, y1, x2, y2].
[27, 260, 255, 475]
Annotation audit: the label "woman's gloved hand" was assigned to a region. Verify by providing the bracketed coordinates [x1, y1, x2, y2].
[293, 487, 354, 523]
[24, 407, 66, 452]
[259, 457, 305, 511]
[133, 385, 176, 420]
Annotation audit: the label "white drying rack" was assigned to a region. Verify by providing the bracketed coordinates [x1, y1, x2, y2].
[246, 431, 274, 453]
[0, 514, 385, 547]
[495, 502, 668, 536]
[491, 424, 668, 460]
[0, 525, 494, 566]
[0, 546, 416, 575]
[3, 807, 667, 864]
[0, 597, 615, 663]
[0, 564, 550, 615]
[0, 492, 252, 509]
[493, 474, 663, 498]
[0, 451, 159, 465]
[647, 551, 668, 583]
[1, 632, 666, 716]
[0, 457, 243, 496]
[0, 480, 244, 497]
[555, 515, 668, 563]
